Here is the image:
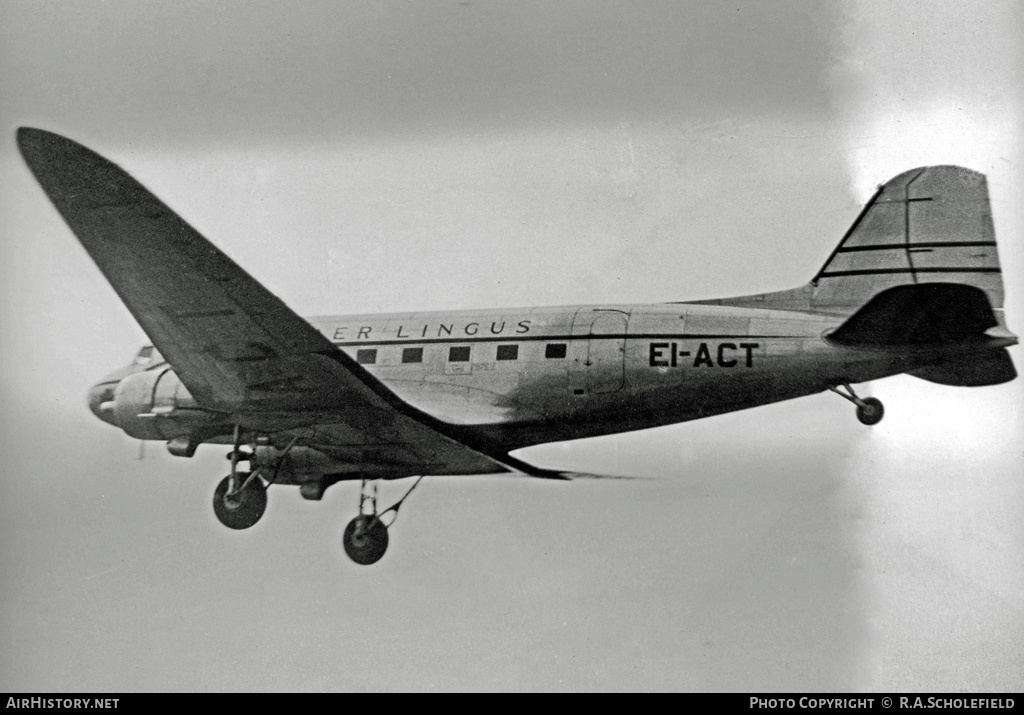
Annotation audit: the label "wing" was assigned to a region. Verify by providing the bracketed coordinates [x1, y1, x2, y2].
[19, 127, 354, 413]
[18, 127, 557, 478]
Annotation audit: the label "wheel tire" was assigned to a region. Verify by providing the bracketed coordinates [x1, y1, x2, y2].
[856, 397, 884, 426]
[213, 474, 267, 530]
[343, 515, 389, 565]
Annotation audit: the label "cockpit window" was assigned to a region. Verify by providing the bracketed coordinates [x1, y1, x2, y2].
[133, 345, 164, 367]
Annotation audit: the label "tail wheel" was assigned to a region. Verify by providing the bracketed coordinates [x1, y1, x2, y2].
[213, 474, 267, 529]
[856, 397, 885, 426]
[343, 515, 389, 565]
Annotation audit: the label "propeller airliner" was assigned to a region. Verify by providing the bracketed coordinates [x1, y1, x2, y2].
[17, 127, 1017, 564]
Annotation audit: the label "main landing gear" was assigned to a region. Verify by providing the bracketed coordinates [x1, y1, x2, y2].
[213, 472, 267, 529]
[342, 477, 424, 565]
[211, 428, 299, 530]
[209, 426, 425, 565]
[829, 383, 884, 426]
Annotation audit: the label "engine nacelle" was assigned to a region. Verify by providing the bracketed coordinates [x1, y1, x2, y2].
[110, 368, 215, 440]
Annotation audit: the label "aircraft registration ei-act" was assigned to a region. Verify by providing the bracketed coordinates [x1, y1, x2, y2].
[17, 127, 1017, 565]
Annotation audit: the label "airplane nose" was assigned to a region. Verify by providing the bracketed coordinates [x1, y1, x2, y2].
[88, 381, 119, 425]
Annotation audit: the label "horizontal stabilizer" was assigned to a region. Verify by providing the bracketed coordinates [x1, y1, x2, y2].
[909, 349, 1017, 387]
[828, 283, 998, 346]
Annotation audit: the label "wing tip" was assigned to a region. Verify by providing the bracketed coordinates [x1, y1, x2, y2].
[16, 127, 82, 175]
[16, 126, 56, 152]
[16, 127, 102, 171]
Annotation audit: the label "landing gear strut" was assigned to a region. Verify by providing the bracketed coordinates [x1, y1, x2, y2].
[342, 477, 424, 565]
[212, 428, 300, 530]
[829, 383, 884, 426]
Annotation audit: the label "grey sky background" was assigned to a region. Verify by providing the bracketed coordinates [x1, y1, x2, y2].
[1, 0, 1021, 691]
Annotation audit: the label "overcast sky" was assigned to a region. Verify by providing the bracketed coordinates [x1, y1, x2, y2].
[1, 0, 1021, 691]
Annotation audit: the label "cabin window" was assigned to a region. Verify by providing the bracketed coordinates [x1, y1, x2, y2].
[496, 344, 519, 361]
[402, 347, 424, 363]
[448, 346, 471, 362]
[545, 343, 567, 359]
[356, 349, 377, 365]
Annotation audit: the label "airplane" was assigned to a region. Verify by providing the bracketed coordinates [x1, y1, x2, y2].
[17, 127, 1017, 565]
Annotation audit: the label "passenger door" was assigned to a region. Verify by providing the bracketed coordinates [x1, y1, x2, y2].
[569, 309, 628, 394]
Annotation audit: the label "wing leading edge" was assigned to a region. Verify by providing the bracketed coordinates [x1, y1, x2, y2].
[17, 127, 560, 478]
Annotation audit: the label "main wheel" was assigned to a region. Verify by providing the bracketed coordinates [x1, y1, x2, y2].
[856, 397, 884, 426]
[213, 474, 267, 529]
[343, 515, 389, 565]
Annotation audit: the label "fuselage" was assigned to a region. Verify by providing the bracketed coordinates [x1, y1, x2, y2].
[305, 300, 898, 448]
[92, 297, 1006, 454]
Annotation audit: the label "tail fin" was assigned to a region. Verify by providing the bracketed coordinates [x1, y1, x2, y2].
[702, 166, 1017, 386]
[692, 166, 1009, 329]
[811, 166, 1006, 324]
[818, 167, 1018, 387]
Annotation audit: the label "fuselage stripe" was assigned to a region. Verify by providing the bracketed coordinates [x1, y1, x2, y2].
[331, 333, 808, 347]
[817, 267, 1000, 278]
